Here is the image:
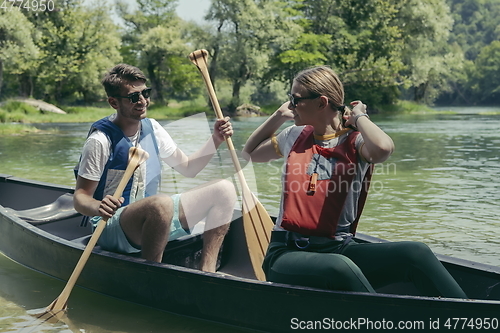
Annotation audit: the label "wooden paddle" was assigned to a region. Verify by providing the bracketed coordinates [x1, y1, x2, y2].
[189, 49, 273, 281]
[34, 147, 149, 323]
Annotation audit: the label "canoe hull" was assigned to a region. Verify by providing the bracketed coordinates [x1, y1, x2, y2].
[1, 174, 500, 332]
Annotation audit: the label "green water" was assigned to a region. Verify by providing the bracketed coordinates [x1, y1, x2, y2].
[1, 107, 500, 332]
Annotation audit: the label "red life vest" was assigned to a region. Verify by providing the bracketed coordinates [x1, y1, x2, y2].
[281, 126, 373, 238]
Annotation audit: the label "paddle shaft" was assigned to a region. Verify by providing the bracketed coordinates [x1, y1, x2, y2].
[46, 147, 148, 312]
[189, 50, 272, 281]
[196, 64, 249, 191]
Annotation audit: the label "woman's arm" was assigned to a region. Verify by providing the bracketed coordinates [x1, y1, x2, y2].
[242, 102, 293, 162]
[344, 101, 395, 164]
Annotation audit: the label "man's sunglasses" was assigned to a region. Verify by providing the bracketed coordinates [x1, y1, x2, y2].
[288, 93, 319, 107]
[113, 88, 152, 103]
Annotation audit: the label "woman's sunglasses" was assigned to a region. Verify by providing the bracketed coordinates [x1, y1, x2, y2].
[113, 88, 152, 103]
[288, 93, 319, 107]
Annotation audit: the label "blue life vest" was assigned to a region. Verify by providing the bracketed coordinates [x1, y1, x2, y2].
[81, 116, 162, 206]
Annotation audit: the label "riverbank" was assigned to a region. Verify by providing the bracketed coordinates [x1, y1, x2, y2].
[0, 98, 486, 135]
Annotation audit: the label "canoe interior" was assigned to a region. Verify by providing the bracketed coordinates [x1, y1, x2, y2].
[1, 173, 500, 331]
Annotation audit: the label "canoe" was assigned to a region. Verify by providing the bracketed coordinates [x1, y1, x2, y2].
[1, 174, 500, 332]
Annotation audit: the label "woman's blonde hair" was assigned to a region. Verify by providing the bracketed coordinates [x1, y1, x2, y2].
[294, 66, 345, 111]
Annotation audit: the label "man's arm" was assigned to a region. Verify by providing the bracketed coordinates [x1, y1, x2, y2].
[163, 117, 233, 178]
[74, 176, 123, 218]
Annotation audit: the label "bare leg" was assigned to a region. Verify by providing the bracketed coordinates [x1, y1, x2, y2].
[179, 179, 237, 272]
[119, 194, 174, 262]
[117, 179, 236, 269]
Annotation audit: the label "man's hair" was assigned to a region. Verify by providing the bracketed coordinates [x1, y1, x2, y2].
[102, 64, 147, 97]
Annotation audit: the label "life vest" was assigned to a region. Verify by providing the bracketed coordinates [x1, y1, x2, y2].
[281, 125, 372, 238]
[83, 117, 161, 206]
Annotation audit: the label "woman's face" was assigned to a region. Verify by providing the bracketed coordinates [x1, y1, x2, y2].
[289, 81, 320, 126]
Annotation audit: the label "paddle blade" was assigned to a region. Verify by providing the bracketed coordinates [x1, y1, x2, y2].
[28, 299, 67, 324]
[242, 192, 274, 281]
[31, 146, 149, 324]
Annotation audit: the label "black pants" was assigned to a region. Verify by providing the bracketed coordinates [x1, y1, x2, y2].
[263, 238, 467, 298]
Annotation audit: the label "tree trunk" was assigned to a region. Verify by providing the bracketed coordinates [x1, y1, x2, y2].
[414, 82, 428, 103]
[0, 59, 3, 97]
[147, 62, 164, 104]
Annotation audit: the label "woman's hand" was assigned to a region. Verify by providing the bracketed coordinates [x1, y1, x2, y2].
[213, 117, 233, 145]
[343, 100, 368, 128]
[276, 102, 295, 121]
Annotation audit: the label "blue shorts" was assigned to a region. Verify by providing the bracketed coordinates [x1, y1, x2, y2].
[91, 194, 190, 254]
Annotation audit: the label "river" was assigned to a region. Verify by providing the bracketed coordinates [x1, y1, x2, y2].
[0, 107, 499, 332]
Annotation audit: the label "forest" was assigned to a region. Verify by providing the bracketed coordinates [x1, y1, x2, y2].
[0, 0, 499, 112]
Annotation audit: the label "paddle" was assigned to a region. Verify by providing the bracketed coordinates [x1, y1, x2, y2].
[34, 146, 149, 323]
[188, 49, 273, 281]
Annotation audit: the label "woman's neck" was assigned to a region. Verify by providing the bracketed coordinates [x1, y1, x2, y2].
[312, 118, 343, 137]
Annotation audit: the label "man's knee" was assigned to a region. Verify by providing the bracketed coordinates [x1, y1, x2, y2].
[213, 179, 237, 203]
[143, 194, 174, 221]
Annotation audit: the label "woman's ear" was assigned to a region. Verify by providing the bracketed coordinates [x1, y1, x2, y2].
[318, 95, 330, 110]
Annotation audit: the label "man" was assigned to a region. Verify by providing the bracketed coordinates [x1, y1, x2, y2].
[74, 64, 236, 272]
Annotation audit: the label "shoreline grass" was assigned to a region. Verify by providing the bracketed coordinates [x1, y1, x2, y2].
[1, 99, 494, 135]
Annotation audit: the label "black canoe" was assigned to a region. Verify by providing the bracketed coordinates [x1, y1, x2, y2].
[1, 174, 500, 332]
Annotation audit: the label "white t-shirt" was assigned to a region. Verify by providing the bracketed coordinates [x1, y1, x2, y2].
[77, 117, 177, 182]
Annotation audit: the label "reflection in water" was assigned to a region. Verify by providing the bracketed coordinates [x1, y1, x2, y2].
[0, 109, 500, 332]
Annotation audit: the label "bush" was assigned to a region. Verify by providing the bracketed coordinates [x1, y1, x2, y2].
[3, 100, 39, 115]
[0, 109, 7, 123]
[8, 112, 28, 123]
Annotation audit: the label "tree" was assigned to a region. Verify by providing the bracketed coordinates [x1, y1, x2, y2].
[206, 0, 302, 111]
[395, 0, 459, 104]
[137, 26, 191, 103]
[29, 1, 122, 103]
[469, 41, 500, 104]
[0, 10, 39, 97]
[117, 0, 200, 105]
[293, 0, 405, 106]
[436, 0, 500, 105]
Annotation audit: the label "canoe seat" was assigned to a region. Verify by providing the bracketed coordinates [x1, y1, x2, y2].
[5, 193, 81, 225]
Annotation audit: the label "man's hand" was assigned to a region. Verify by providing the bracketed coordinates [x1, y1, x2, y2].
[213, 117, 233, 146]
[98, 195, 124, 219]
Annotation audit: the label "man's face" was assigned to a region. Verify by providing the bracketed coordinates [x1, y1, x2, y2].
[111, 80, 150, 121]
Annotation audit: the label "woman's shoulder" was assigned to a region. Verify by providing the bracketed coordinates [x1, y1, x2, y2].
[279, 125, 306, 139]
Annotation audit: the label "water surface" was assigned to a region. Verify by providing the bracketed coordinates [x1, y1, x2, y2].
[1, 108, 499, 332]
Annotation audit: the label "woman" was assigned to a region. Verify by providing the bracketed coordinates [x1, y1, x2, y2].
[242, 66, 467, 298]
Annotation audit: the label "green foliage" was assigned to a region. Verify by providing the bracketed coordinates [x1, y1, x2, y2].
[0, 0, 498, 110]
[382, 100, 436, 113]
[436, 0, 500, 106]
[448, 0, 500, 61]
[0, 123, 41, 135]
[469, 41, 500, 104]
[2, 101, 38, 115]
[117, 0, 200, 105]
[0, 10, 39, 96]
[207, 0, 303, 111]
